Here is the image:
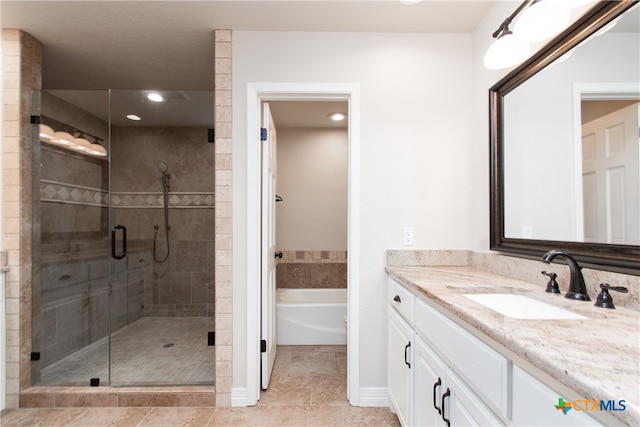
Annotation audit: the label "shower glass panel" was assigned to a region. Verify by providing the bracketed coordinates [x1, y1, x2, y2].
[31, 89, 215, 387]
[31, 89, 111, 386]
[108, 89, 215, 386]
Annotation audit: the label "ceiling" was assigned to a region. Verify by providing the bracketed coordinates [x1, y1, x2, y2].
[3, 1, 499, 128]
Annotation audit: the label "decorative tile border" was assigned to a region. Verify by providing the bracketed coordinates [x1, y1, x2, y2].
[111, 192, 215, 209]
[41, 180, 215, 209]
[277, 250, 347, 264]
[41, 180, 108, 207]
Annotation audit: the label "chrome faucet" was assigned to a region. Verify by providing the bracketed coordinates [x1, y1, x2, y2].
[542, 250, 591, 301]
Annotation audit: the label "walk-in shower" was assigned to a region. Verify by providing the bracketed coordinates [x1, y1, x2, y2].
[32, 89, 215, 387]
[153, 162, 171, 263]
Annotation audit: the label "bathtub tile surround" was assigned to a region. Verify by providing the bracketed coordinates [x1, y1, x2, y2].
[388, 249, 639, 310]
[276, 250, 347, 289]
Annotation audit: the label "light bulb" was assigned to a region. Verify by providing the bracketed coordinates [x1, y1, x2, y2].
[39, 124, 55, 142]
[73, 137, 92, 152]
[514, 0, 571, 43]
[147, 92, 164, 102]
[89, 144, 108, 157]
[484, 32, 531, 70]
[53, 131, 75, 145]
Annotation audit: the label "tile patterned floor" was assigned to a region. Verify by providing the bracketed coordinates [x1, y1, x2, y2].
[39, 317, 215, 386]
[1, 345, 400, 426]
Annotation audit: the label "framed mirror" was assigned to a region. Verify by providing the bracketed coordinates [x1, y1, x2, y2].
[490, 1, 640, 271]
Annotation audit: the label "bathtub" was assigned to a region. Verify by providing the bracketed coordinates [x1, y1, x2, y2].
[276, 288, 347, 345]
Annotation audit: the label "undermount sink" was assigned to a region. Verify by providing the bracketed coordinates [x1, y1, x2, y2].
[463, 293, 588, 320]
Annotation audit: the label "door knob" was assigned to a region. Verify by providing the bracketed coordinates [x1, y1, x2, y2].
[275, 251, 283, 259]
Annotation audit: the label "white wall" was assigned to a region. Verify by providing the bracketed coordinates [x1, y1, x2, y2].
[469, 1, 520, 254]
[233, 31, 473, 391]
[276, 127, 348, 251]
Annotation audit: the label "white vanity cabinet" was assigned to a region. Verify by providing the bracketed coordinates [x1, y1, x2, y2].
[388, 279, 416, 426]
[388, 308, 414, 426]
[388, 278, 505, 427]
[387, 275, 610, 427]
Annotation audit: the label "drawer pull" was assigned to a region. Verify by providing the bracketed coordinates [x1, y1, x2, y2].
[404, 341, 411, 368]
[441, 388, 451, 427]
[393, 295, 401, 303]
[433, 377, 442, 415]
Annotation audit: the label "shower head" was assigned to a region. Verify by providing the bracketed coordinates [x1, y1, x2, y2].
[158, 162, 168, 173]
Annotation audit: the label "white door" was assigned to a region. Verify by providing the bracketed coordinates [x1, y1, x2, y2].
[261, 102, 278, 389]
[582, 103, 640, 244]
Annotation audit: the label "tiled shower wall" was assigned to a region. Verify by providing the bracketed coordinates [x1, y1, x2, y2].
[111, 125, 215, 317]
[276, 250, 347, 289]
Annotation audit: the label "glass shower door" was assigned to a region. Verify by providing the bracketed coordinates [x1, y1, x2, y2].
[108, 89, 216, 386]
[31, 89, 111, 386]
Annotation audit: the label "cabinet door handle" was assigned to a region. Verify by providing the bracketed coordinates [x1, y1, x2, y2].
[393, 295, 401, 303]
[441, 387, 451, 427]
[433, 377, 442, 415]
[404, 341, 411, 368]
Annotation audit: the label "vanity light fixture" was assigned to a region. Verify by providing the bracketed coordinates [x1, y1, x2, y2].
[147, 92, 164, 102]
[127, 114, 142, 121]
[484, 0, 584, 70]
[38, 115, 108, 158]
[398, 0, 423, 5]
[330, 112, 346, 121]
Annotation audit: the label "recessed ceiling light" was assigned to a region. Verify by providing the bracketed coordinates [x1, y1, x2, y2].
[127, 114, 142, 121]
[330, 112, 346, 121]
[147, 92, 164, 102]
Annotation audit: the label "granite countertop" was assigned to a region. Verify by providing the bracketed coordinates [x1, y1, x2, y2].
[386, 266, 639, 426]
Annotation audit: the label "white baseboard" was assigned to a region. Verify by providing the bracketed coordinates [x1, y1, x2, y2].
[358, 387, 389, 407]
[231, 387, 248, 407]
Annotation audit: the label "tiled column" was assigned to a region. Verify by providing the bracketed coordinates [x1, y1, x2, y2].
[2, 29, 42, 409]
[213, 29, 233, 407]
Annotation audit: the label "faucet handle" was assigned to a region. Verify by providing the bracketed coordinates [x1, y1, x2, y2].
[541, 271, 560, 294]
[594, 283, 628, 309]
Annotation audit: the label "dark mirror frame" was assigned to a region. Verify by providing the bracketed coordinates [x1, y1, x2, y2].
[490, 0, 640, 272]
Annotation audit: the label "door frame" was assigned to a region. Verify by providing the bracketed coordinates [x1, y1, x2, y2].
[246, 82, 361, 406]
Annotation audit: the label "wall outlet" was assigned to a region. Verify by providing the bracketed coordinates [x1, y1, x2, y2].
[522, 225, 533, 238]
[403, 227, 414, 246]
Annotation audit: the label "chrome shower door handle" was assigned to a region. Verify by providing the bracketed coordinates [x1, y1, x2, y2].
[111, 224, 127, 260]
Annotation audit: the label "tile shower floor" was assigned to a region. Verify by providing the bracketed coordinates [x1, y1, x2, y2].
[1, 345, 400, 426]
[39, 317, 215, 386]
